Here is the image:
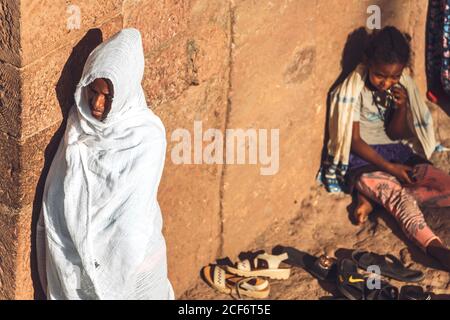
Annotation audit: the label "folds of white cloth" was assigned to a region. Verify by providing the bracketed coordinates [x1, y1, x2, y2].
[37, 28, 174, 300]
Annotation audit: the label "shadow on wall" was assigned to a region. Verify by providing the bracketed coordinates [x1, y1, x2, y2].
[319, 27, 371, 165]
[29, 29, 104, 300]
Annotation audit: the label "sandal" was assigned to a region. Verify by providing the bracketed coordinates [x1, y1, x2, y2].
[201, 265, 270, 299]
[400, 285, 432, 300]
[366, 283, 399, 300]
[303, 254, 337, 282]
[336, 258, 368, 300]
[351, 250, 424, 282]
[226, 252, 291, 280]
[337, 258, 399, 300]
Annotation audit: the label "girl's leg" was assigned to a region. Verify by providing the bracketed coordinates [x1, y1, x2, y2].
[406, 164, 450, 207]
[355, 171, 441, 250]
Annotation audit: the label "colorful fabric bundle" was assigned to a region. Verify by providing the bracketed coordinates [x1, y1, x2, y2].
[426, 0, 450, 95]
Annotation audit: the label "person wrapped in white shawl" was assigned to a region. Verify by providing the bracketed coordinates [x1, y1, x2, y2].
[36, 28, 174, 300]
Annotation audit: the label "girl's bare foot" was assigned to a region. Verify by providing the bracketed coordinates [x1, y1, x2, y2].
[354, 193, 373, 225]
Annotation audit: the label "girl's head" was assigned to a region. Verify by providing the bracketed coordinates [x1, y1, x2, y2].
[364, 26, 412, 92]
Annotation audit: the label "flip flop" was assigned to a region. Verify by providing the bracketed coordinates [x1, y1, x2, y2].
[226, 252, 291, 280]
[337, 259, 399, 300]
[201, 265, 270, 299]
[365, 282, 399, 300]
[336, 259, 368, 300]
[351, 250, 424, 283]
[319, 296, 348, 300]
[400, 285, 432, 300]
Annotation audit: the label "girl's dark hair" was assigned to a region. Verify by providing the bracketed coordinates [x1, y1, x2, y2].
[364, 26, 412, 67]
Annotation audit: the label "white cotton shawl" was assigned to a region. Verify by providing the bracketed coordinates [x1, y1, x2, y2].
[36, 28, 174, 300]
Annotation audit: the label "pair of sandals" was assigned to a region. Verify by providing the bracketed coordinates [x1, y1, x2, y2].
[201, 252, 291, 299]
[336, 250, 426, 300]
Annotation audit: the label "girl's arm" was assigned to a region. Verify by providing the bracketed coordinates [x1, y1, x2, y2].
[351, 122, 413, 184]
[386, 86, 415, 140]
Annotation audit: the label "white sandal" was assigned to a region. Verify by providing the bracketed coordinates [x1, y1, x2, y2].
[226, 252, 291, 280]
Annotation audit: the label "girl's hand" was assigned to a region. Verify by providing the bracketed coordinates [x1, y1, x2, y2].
[386, 163, 414, 184]
[392, 85, 408, 109]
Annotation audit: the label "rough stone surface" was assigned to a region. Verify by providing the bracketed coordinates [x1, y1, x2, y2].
[222, 0, 319, 258]
[0, 61, 21, 138]
[142, 0, 230, 107]
[20, 0, 123, 66]
[13, 205, 34, 300]
[143, 34, 191, 107]
[0, 0, 20, 66]
[150, 0, 231, 295]
[158, 81, 227, 295]
[0, 132, 20, 209]
[123, 0, 190, 55]
[0, 207, 19, 300]
[19, 123, 62, 209]
[1, 0, 448, 300]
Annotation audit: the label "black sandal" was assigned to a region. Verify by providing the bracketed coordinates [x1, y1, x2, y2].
[337, 258, 399, 300]
[400, 285, 432, 300]
[271, 246, 337, 282]
[352, 250, 424, 282]
[365, 283, 399, 300]
[336, 259, 368, 300]
[303, 254, 337, 282]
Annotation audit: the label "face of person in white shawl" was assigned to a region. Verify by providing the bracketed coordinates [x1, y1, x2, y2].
[87, 78, 113, 121]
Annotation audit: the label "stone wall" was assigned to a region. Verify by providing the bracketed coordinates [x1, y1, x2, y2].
[0, 0, 232, 299]
[0, 0, 446, 300]
[221, 0, 430, 259]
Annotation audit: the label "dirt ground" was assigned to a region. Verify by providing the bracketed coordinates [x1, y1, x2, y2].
[181, 151, 450, 300]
